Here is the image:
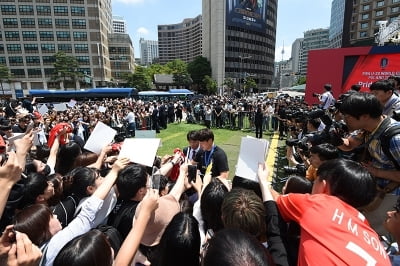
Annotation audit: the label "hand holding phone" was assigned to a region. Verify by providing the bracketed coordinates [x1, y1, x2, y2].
[151, 166, 160, 191]
[188, 165, 197, 183]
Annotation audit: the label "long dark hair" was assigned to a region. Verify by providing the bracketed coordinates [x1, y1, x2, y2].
[54, 230, 112, 266]
[13, 204, 53, 246]
[151, 212, 200, 266]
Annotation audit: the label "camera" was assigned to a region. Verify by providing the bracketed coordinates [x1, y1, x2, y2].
[312, 93, 320, 97]
[283, 164, 306, 176]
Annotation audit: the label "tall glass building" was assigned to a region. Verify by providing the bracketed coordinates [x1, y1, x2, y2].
[329, 0, 345, 48]
[202, 0, 278, 93]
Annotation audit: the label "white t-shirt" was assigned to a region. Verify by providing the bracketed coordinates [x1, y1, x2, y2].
[319, 91, 335, 110]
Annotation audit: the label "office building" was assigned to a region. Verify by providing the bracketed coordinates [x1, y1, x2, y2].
[113, 16, 127, 34]
[139, 38, 159, 66]
[157, 15, 202, 64]
[203, 0, 277, 93]
[299, 28, 330, 75]
[291, 38, 303, 74]
[343, 0, 400, 47]
[0, 0, 115, 91]
[108, 33, 135, 84]
[329, 0, 345, 48]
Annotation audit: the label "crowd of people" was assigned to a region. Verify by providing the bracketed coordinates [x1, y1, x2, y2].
[0, 76, 399, 266]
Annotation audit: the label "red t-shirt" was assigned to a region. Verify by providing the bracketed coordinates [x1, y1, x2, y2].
[277, 193, 391, 266]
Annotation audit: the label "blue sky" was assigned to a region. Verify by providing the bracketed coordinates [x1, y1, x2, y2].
[111, 0, 332, 62]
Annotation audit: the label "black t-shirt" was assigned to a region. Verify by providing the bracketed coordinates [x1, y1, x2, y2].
[107, 199, 140, 239]
[196, 145, 229, 177]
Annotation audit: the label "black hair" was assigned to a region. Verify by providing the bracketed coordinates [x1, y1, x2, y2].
[54, 230, 113, 266]
[197, 128, 214, 142]
[55, 142, 82, 176]
[309, 143, 339, 161]
[324, 84, 332, 91]
[316, 159, 377, 208]
[369, 80, 394, 92]
[283, 175, 312, 194]
[151, 212, 200, 266]
[350, 84, 361, 92]
[186, 130, 199, 141]
[202, 228, 270, 266]
[67, 167, 99, 199]
[232, 175, 262, 199]
[18, 173, 48, 208]
[200, 178, 228, 233]
[339, 92, 382, 119]
[307, 118, 321, 131]
[35, 145, 51, 162]
[116, 164, 148, 200]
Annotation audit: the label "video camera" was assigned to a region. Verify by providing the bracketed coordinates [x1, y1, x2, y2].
[286, 108, 348, 150]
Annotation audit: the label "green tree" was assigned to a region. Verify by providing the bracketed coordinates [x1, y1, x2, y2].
[173, 73, 192, 88]
[165, 59, 187, 74]
[297, 76, 306, 85]
[53, 52, 81, 90]
[0, 65, 12, 95]
[146, 64, 168, 81]
[122, 66, 152, 90]
[187, 56, 212, 91]
[223, 77, 235, 96]
[244, 77, 257, 95]
[203, 75, 217, 95]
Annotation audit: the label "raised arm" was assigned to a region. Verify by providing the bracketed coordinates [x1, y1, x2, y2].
[0, 152, 23, 218]
[87, 144, 112, 170]
[93, 157, 129, 200]
[46, 134, 60, 171]
[114, 189, 159, 266]
[13, 131, 34, 171]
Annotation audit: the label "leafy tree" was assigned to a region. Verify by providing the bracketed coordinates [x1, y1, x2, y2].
[146, 64, 168, 81]
[297, 76, 306, 85]
[203, 75, 217, 95]
[53, 52, 81, 89]
[173, 73, 192, 88]
[187, 56, 212, 91]
[122, 66, 152, 90]
[244, 77, 257, 94]
[223, 77, 235, 95]
[165, 59, 187, 74]
[0, 65, 12, 95]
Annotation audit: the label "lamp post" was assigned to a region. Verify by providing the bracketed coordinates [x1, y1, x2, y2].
[239, 55, 251, 95]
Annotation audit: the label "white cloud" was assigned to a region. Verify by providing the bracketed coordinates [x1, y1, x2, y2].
[137, 27, 149, 36]
[113, 0, 145, 4]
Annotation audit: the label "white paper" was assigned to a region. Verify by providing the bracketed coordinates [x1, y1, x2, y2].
[119, 138, 161, 167]
[38, 104, 49, 115]
[83, 121, 116, 154]
[53, 103, 67, 112]
[67, 99, 77, 108]
[235, 137, 269, 182]
[98, 106, 107, 113]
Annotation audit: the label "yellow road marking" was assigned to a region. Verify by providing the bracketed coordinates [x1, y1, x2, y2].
[266, 132, 280, 182]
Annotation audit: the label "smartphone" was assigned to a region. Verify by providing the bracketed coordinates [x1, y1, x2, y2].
[188, 165, 197, 183]
[26, 121, 35, 132]
[151, 166, 160, 191]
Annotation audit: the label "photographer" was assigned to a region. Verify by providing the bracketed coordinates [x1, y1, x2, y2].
[305, 143, 339, 182]
[314, 84, 335, 110]
[337, 92, 400, 234]
[369, 79, 400, 118]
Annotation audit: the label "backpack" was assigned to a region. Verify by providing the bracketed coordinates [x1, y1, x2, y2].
[379, 124, 400, 170]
